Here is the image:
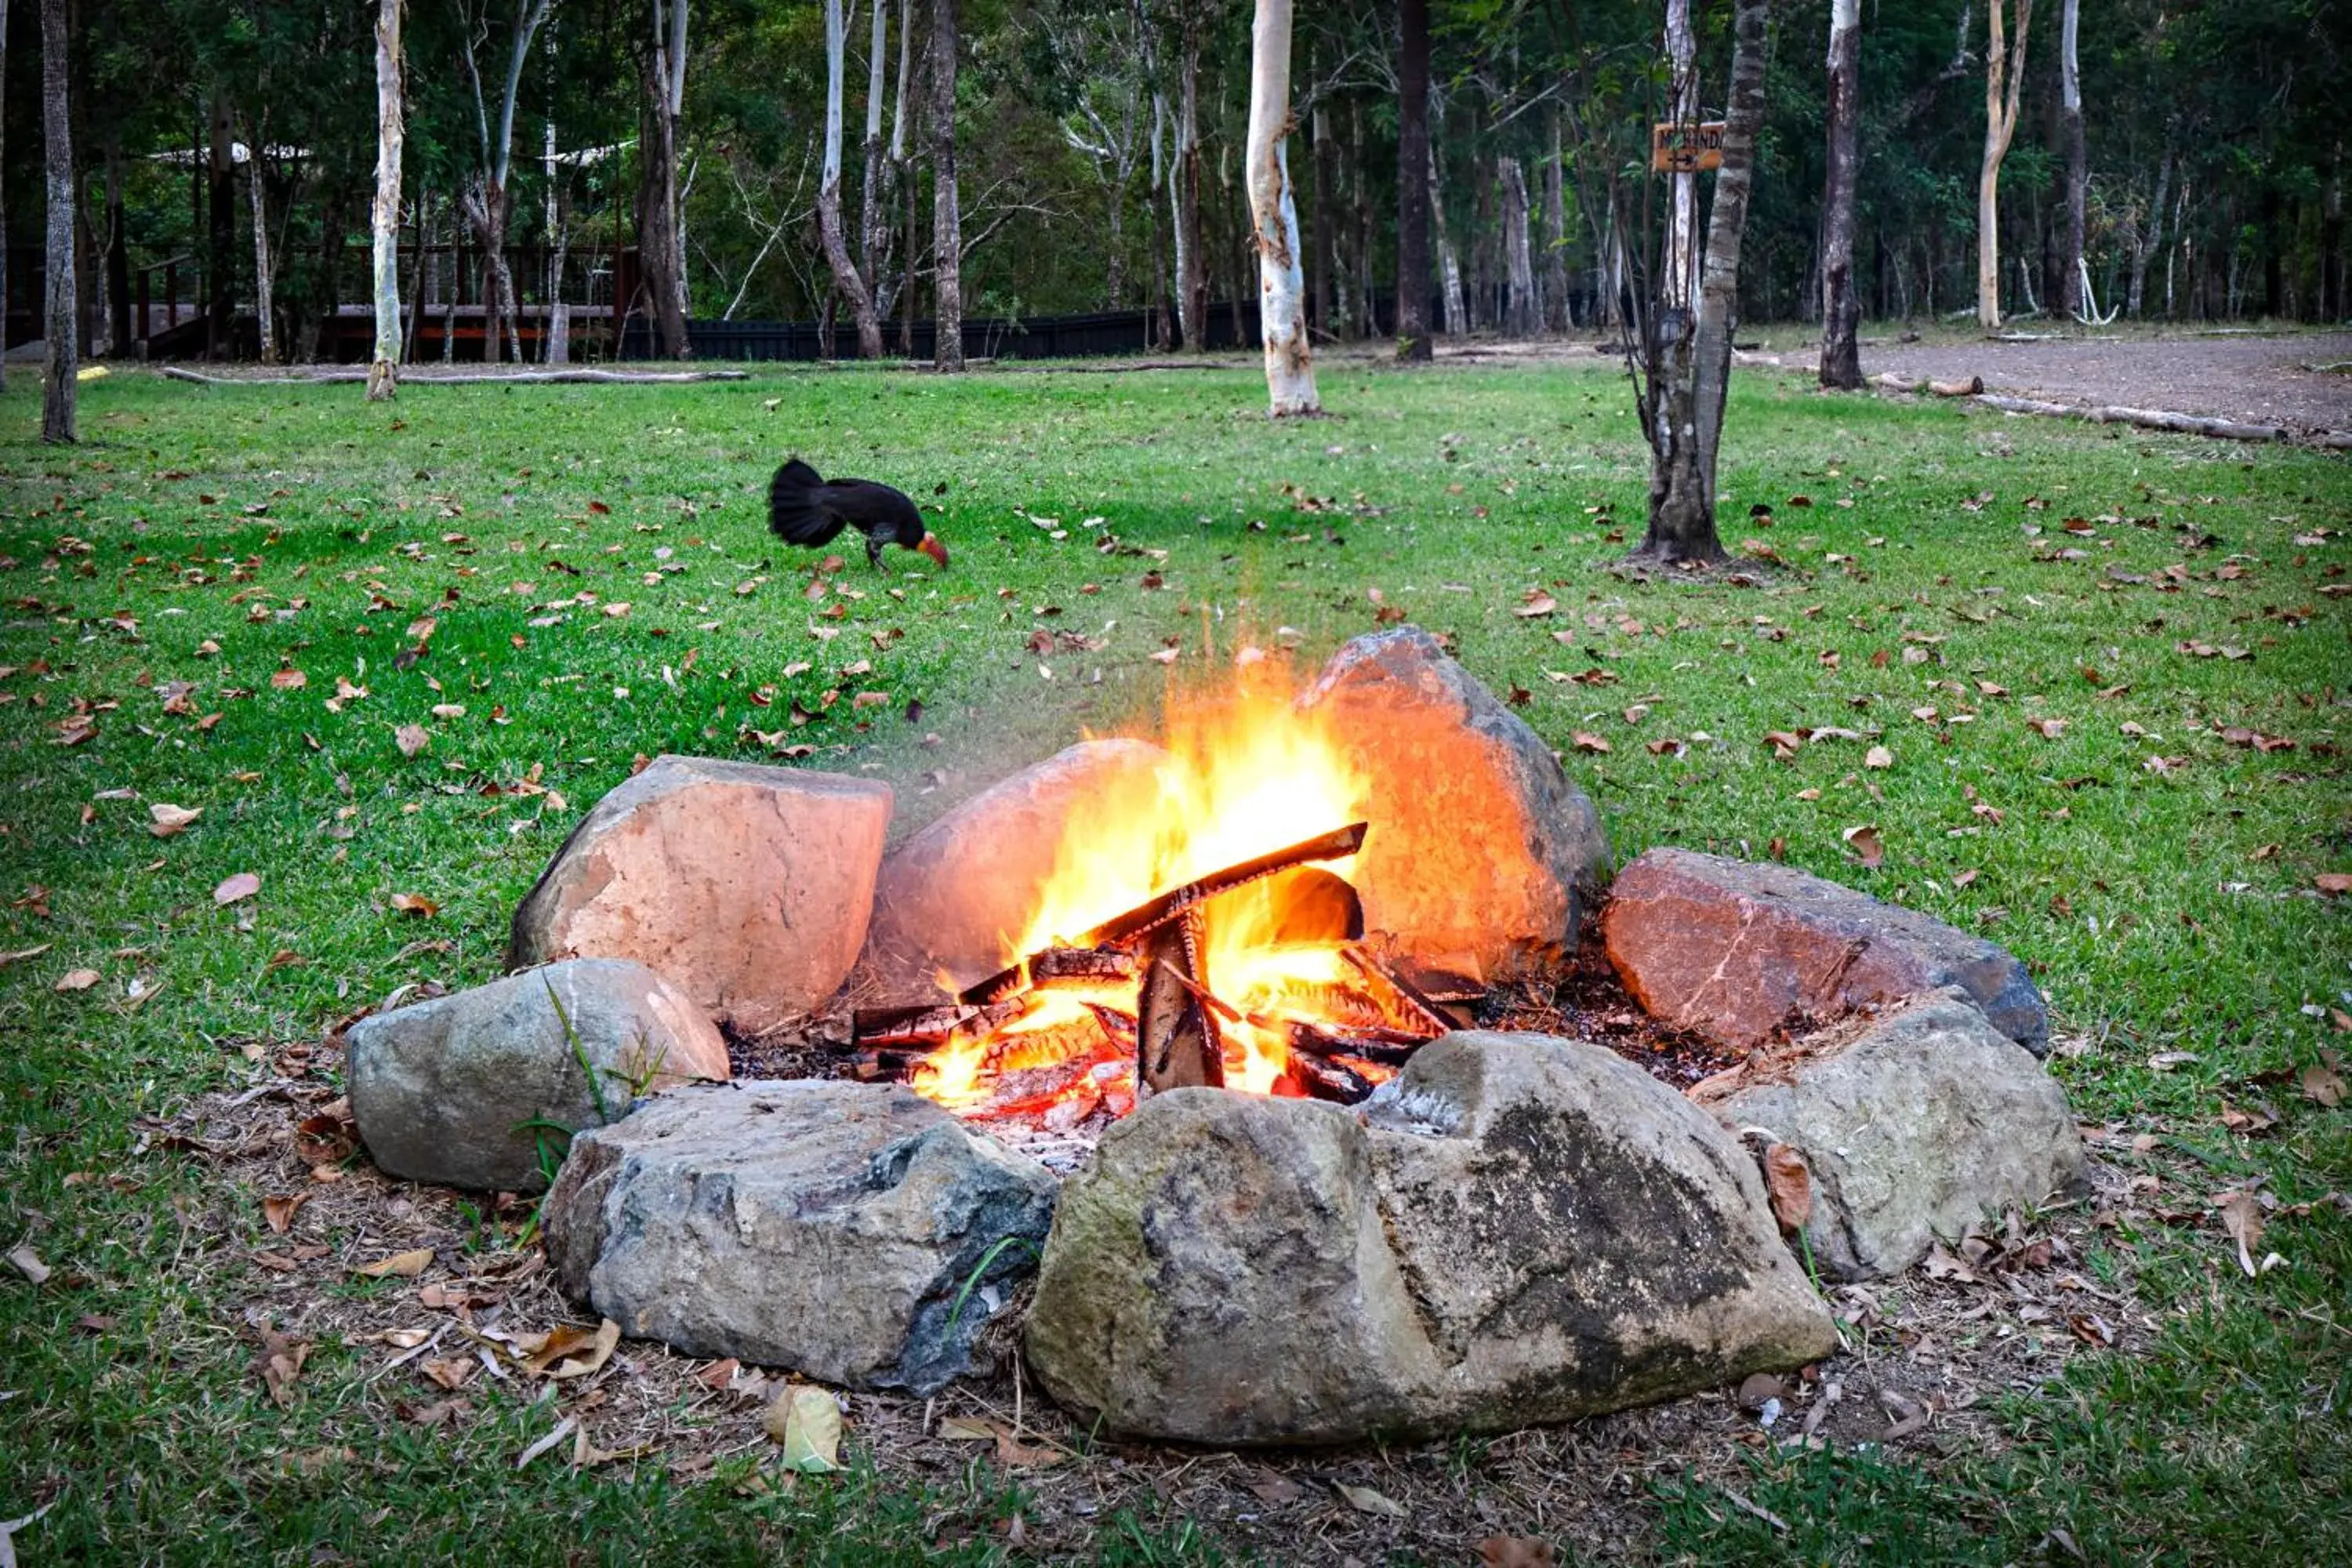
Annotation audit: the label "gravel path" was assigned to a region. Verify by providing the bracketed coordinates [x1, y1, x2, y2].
[1855, 329, 2352, 434]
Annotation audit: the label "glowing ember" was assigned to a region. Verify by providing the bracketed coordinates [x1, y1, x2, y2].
[906, 668, 1438, 1116]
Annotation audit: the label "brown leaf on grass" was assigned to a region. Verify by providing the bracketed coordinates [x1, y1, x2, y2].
[2303, 1055, 2346, 1109]
[394, 723, 430, 757]
[263, 1192, 310, 1233]
[1864, 745, 1894, 770]
[1762, 729, 1804, 759]
[1763, 1144, 1813, 1231]
[148, 802, 201, 837]
[421, 1357, 475, 1391]
[695, 1358, 741, 1392]
[0, 943, 53, 967]
[54, 968, 100, 993]
[527, 1318, 621, 1380]
[2215, 1189, 2265, 1277]
[7, 1243, 49, 1284]
[214, 871, 261, 906]
[2028, 717, 2068, 740]
[1477, 1537, 1558, 1568]
[2315, 873, 2352, 897]
[270, 667, 307, 691]
[1515, 590, 1558, 618]
[256, 1325, 311, 1406]
[1842, 824, 1885, 869]
[1570, 731, 1611, 754]
[389, 893, 439, 918]
[355, 1248, 435, 1279]
[993, 1425, 1069, 1470]
[936, 1414, 996, 1441]
[1952, 868, 1981, 888]
[764, 1385, 845, 1472]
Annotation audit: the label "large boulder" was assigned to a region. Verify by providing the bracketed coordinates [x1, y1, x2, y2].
[542, 1080, 1058, 1396]
[509, 755, 893, 1034]
[858, 739, 1171, 1000]
[347, 958, 728, 1194]
[1024, 1033, 1836, 1445]
[1298, 629, 1609, 985]
[1708, 992, 2087, 1280]
[1602, 848, 2049, 1054]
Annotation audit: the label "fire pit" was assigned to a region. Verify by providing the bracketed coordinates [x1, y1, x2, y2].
[350, 627, 2085, 1448]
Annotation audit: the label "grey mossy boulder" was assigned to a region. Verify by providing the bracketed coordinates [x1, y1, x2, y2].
[347, 957, 728, 1194]
[1709, 991, 2089, 1281]
[510, 754, 894, 1034]
[542, 1080, 1058, 1396]
[1024, 1032, 1836, 1446]
[1298, 628, 1610, 985]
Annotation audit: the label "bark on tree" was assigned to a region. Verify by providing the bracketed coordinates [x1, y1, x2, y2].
[1311, 102, 1334, 336]
[1499, 155, 1536, 336]
[929, 0, 963, 371]
[206, 93, 234, 358]
[105, 136, 130, 354]
[460, 0, 552, 365]
[1977, 0, 2033, 331]
[368, 0, 404, 399]
[639, 0, 691, 359]
[1392, 0, 1430, 359]
[2059, 0, 2085, 319]
[1818, 0, 1863, 389]
[1541, 101, 1571, 332]
[887, 0, 916, 340]
[1635, 0, 1770, 565]
[1663, 0, 1699, 319]
[857, 0, 891, 298]
[1244, 0, 1316, 416]
[40, 0, 73, 441]
[1171, 9, 1206, 350]
[0, 0, 9, 394]
[818, 0, 884, 358]
[245, 118, 277, 364]
[1427, 95, 1464, 336]
[2127, 135, 2170, 317]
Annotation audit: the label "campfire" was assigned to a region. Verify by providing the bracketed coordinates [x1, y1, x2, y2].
[848, 679, 1475, 1124]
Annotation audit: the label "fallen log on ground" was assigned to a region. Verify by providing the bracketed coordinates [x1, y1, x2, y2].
[1873, 372, 1984, 397]
[1963, 392, 2314, 445]
[160, 366, 750, 387]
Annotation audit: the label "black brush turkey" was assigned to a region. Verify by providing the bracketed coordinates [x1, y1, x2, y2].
[767, 458, 949, 571]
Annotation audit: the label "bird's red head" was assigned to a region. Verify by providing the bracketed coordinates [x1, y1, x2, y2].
[914, 532, 950, 568]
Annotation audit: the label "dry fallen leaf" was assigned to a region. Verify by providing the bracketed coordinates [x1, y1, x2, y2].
[255, 1326, 311, 1406]
[1764, 1143, 1813, 1232]
[214, 871, 262, 906]
[1334, 1482, 1407, 1519]
[2215, 1189, 2264, 1277]
[270, 667, 307, 691]
[936, 1414, 996, 1441]
[1570, 731, 1611, 754]
[765, 1385, 844, 1472]
[389, 893, 440, 918]
[2316, 873, 2352, 897]
[2303, 1055, 2346, 1109]
[355, 1248, 435, 1279]
[1477, 1537, 1558, 1568]
[53, 968, 100, 993]
[262, 1192, 310, 1233]
[148, 802, 202, 837]
[7, 1243, 49, 1285]
[1864, 745, 1893, 770]
[395, 724, 430, 758]
[422, 1358, 476, 1391]
[539, 1319, 622, 1381]
[1842, 823, 1885, 869]
[1515, 590, 1558, 618]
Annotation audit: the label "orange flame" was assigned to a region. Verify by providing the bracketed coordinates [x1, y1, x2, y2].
[911, 666, 1371, 1107]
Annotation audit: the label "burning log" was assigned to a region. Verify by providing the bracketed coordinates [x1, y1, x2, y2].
[959, 946, 1138, 1007]
[1136, 912, 1224, 1094]
[1078, 822, 1368, 949]
[851, 994, 1036, 1049]
[1338, 946, 1457, 1036]
[1279, 1019, 1430, 1068]
[1284, 1051, 1374, 1103]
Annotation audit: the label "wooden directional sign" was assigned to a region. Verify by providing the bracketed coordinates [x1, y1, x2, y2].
[1652, 121, 1726, 173]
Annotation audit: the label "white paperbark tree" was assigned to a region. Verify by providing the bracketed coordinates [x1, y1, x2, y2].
[368, 0, 405, 398]
[245, 118, 277, 363]
[1243, 0, 1316, 415]
[1499, 155, 1536, 335]
[817, 0, 884, 358]
[461, 0, 554, 363]
[1170, 9, 1204, 350]
[2060, 0, 2085, 318]
[40, 0, 73, 442]
[1662, 0, 1699, 320]
[1977, 0, 2033, 330]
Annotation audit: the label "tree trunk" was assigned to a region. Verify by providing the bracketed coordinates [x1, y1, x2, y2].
[1541, 100, 1570, 332]
[2322, 145, 2344, 322]
[544, 181, 572, 363]
[1431, 135, 1465, 337]
[891, 0, 917, 348]
[207, 93, 234, 358]
[819, 0, 885, 358]
[1310, 103, 1333, 336]
[1148, 89, 1169, 348]
[638, 0, 691, 359]
[1636, 0, 1769, 565]
[0, 0, 9, 393]
[1499, 155, 1535, 335]
[1663, 0, 1699, 321]
[1244, 0, 1316, 414]
[40, 0, 73, 441]
[1977, 0, 2033, 331]
[929, 0, 963, 370]
[1171, 13, 1205, 350]
[2060, 0, 2084, 318]
[2128, 138, 2170, 318]
[368, 0, 404, 399]
[1393, 0, 1430, 358]
[858, 0, 891, 295]
[1818, 0, 1862, 388]
[245, 119, 278, 364]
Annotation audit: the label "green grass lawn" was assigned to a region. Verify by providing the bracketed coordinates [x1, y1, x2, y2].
[1, 356, 2347, 1565]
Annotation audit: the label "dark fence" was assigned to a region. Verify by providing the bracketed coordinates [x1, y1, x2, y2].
[624, 294, 1411, 362]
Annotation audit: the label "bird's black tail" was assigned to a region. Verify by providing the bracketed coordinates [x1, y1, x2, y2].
[768, 458, 841, 546]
